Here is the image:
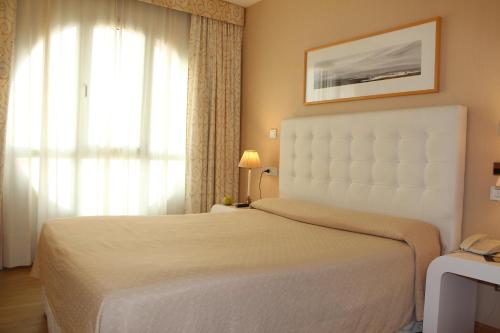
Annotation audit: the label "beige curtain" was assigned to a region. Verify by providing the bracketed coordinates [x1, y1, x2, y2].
[0, 0, 17, 269]
[185, 15, 242, 213]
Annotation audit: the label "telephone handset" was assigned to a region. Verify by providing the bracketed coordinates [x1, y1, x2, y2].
[460, 234, 500, 256]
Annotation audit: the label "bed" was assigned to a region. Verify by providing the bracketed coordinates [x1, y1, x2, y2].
[32, 105, 467, 333]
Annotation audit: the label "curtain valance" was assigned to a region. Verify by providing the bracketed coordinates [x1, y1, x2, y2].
[138, 0, 244, 26]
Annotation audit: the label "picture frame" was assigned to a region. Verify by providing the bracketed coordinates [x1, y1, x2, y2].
[304, 17, 441, 105]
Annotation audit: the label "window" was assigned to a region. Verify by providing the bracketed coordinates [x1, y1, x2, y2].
[4, 0, 190, 249]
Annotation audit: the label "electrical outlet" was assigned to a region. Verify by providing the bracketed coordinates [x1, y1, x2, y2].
[263, 167, 278, 176]
[490, 186, 500, 201]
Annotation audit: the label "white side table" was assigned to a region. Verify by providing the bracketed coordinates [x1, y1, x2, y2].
[210, 204, 250, 213]
[423, 251, 500, 333]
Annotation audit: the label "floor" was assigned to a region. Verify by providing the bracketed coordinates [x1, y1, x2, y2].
[0, 268, 499, 333]
[0, 268, 47, 333]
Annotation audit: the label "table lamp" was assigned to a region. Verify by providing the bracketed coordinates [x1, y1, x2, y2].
[238, 150, 261, 205]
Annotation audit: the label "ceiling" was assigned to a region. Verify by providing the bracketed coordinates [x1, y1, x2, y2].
[225, 0, 262, 7]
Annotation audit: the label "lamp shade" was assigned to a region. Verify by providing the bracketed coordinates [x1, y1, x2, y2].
[238, 150, 261, 169]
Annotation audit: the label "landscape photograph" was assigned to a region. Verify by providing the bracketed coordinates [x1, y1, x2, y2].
[313, 40, 423, 89]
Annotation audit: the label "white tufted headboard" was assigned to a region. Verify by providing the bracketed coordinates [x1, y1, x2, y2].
[279, 105, 467, 253]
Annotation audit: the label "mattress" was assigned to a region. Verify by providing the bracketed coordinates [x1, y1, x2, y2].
[32, 198, 440, 333]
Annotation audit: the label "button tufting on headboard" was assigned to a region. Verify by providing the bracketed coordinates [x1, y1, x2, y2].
[279, 106, 467, 253]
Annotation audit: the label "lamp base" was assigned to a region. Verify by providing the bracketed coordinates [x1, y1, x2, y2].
[235, 196, 251, 208]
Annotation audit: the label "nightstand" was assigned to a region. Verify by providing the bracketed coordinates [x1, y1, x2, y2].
[423, 251, 500, 333]
[210, 204, 250, 213]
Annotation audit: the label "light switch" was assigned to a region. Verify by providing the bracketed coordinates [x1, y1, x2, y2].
[269, 128, 278, 139]
[490, 186, 500, 201]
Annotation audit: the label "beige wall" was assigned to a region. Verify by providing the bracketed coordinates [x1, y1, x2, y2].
[240, 0, 500, 239]
[240, 0, 500, 327]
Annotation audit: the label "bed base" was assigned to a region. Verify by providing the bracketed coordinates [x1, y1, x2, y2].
[43, 290, 421, 333]
[43, 290, 62, 333]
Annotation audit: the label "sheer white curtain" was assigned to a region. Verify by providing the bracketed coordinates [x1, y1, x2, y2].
[3, 0, 189, 267]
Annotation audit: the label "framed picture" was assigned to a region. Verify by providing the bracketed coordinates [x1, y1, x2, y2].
[304, 17, 441, 105]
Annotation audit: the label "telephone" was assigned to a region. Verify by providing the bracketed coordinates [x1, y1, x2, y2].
[460, 234, 500, 256]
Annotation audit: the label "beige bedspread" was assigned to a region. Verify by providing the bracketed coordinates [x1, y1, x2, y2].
[32, 198, 440, 333]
